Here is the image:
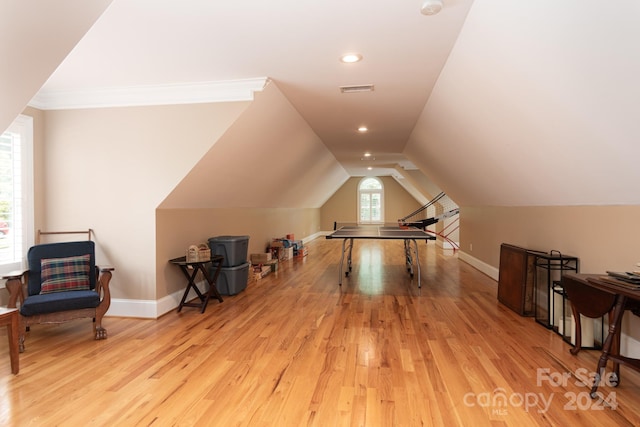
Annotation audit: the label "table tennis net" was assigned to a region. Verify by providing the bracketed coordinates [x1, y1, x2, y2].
[333, 222, 404, 230]
[398, 192, 459, 228]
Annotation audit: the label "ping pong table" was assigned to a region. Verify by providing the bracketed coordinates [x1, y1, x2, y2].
[325, 225, 436, 288]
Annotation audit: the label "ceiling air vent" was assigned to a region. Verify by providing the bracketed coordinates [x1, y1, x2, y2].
[339, 84, 374, 94]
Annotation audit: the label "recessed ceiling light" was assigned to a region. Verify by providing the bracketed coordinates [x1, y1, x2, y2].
[367, 167, 373, 170]
[421, 0, 443, 15]
[363, 152, 372, 157]
[340, 53, 363, 63]
[358, 126, 368, 132]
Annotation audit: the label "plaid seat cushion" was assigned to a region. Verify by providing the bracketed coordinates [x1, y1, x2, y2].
[40, 254, 91, 294]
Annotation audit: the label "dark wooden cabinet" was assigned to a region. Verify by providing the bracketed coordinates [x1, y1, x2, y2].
[497, 243, 539, 316]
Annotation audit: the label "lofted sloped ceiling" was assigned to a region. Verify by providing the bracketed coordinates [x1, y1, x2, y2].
[160, 81, 349, 209]
[0, 0, 113, 133]
[7, 1, 638, 210]
[405, 0, 640, 207]
[21, 0, 474, 204]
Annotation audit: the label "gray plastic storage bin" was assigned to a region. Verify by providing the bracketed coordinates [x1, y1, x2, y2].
[212, 262, 250, 295]
[208, 235, 249, 267]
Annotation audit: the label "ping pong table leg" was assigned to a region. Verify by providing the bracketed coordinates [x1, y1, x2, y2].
[339, 238, 346, 285]
[404, 238, 421, 288]
[338, 238, 354, 285]
[412, 238, 421, 288]
[404, 240, 413, 275]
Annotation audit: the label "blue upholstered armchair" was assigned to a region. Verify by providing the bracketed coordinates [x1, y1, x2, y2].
[3, 241, 113, 352]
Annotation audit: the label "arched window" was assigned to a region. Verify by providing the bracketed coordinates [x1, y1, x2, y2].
[358, 177, 384, 224]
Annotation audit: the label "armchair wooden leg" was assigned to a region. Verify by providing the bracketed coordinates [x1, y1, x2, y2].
[95, 327, 107, 340]
[94, 311, 107, 340]
[94, 284, 110, 341]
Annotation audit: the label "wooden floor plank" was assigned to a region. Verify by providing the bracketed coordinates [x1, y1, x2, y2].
[1, 237, 640, 425]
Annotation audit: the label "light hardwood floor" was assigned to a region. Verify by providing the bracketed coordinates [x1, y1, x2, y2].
[1, 237, 640, 426]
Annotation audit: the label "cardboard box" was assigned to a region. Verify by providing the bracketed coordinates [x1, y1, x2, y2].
[271, 246, 293, 260]
[250, 252, 272, 264]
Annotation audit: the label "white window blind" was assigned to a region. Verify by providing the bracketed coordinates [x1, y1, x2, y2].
[0, 115, 34, 278]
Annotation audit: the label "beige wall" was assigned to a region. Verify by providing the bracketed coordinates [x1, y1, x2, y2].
[40, 102, 249, 302]
[321, 176, 422, 231]
[157, 207, 320, 298]
[460, 205, 640, 273]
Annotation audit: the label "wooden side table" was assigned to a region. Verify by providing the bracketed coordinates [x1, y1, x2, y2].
[0, 307, 19, 374]
[170, 255, 224, 313]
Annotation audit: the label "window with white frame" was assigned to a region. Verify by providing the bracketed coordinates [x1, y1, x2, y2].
[358, 177, 384, 224]
[0, 115, 34, 277]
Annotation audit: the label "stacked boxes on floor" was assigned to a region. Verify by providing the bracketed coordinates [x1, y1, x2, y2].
[208, 235, 250, 295]
[250, 252, 278, 275]
[270, 238, 293, 261]
[292, 240, 307, 258]
[286, 234, 307, 258]
[270, 236, 308, 260]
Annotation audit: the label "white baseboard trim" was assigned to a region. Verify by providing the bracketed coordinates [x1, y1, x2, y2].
[436, 239, 459, 250]
[303, 231, 326, 243]
[107, 280, 208, 319]
[458, 250, 499, 281]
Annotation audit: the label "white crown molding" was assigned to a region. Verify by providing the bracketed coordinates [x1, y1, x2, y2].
[29, 77, 270, 110]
